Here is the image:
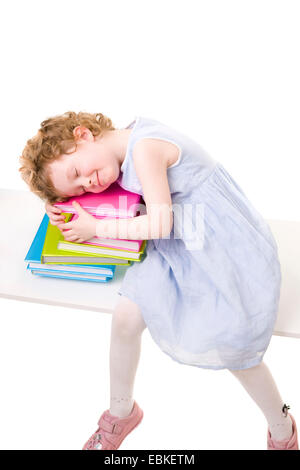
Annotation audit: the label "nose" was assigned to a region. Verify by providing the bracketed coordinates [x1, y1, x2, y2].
[85, 172, 97, 188]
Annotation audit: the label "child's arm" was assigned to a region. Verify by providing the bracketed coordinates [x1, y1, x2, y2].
[97, 139, 173, 240]
[59, 140, 174, 242]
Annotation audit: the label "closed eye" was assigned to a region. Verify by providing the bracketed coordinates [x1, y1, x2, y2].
[74, 168, 85, 194]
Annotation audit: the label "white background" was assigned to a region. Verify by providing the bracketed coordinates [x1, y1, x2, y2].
[0, 0, 299, 450]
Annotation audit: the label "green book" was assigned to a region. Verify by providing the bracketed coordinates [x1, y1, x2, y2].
[41, 214, 132, 265]
[57, 239, 147, 261]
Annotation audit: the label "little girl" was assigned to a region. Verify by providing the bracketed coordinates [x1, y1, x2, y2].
[20, 111, 298, 450]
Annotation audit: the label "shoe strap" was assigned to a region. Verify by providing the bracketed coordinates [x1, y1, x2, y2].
[97, 415, 122, 435]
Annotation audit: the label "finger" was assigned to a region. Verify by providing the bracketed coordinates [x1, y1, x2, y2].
[77, 239, 85, 243]
[59, 221, 73, 230]
[60, 228, 73, 235]
[62, 233, 74, 240]
[50, 217, 66, 225]
[50, 214, 65, 222]
[64, 235, 80, 242]
[50, 207, 62, 215]
[46, 204, 62, 215]
[49, 220, 61, 226]
[72, 201, 86, 213]
[60, 229, 73, 235]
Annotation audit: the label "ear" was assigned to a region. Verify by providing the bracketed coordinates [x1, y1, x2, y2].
[73, 126, 93, 142]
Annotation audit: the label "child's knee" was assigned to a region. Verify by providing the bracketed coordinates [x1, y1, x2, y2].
[112, 296, 147, 337]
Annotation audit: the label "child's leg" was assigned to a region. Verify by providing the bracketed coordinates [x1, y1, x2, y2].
[229, 361, 293, 442]
[109, 295, 147, 418]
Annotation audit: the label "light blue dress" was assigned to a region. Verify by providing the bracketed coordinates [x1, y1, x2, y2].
[117, 116, 282, 370]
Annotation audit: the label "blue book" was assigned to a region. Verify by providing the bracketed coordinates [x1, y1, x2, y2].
[28, 264, 114, 277]
[25, 214, 49, 263]
[31, 271, 112, 283]
[25, 214, 116, 277]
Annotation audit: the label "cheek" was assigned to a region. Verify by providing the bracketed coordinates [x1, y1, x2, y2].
[48, 167, 65, 190]
[106, 161, 118, 176]
[89, 155, 105, 173]
[81, 157, 98, 174]
[101, 168, 115, 184]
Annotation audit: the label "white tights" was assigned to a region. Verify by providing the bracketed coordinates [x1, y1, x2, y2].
[230, 363, 293, 441]
[109, 295, 293, 442]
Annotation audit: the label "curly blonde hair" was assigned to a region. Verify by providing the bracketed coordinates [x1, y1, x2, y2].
[19, 111, 116, 203]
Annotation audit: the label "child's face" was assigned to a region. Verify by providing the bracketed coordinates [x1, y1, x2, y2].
[47, 127, 120, 198]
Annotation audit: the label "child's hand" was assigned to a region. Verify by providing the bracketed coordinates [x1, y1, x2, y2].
[58, 201, 97, 243]
[45, 201, 65, 226]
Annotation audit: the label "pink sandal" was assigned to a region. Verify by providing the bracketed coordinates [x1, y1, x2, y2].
[267, 413, 299, 450]
[82, 400, 144, 450]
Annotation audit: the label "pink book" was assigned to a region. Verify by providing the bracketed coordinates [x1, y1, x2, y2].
[66, 214, 143, 252]
[54, 181, 144, 218]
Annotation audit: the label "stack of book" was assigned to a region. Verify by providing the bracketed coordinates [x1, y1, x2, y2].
[24, 182, 147, 283]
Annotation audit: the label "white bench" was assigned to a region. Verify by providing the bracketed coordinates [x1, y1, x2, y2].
[0, 189, 299, 338]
